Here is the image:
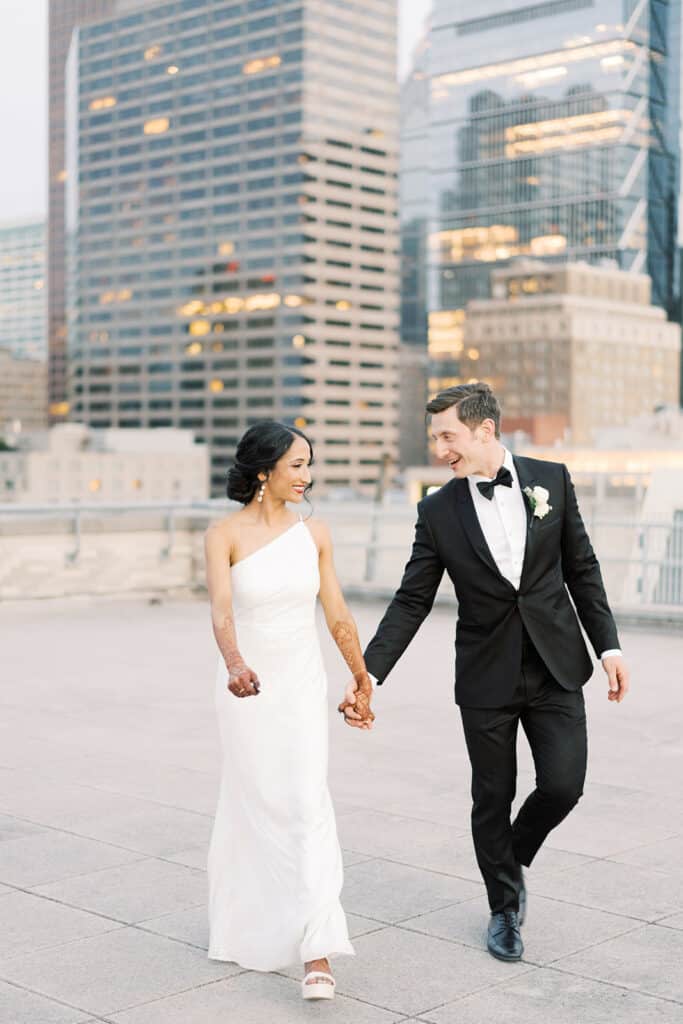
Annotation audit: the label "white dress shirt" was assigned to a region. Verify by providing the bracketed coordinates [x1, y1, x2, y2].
[367, 448, 620, 686]
[469, 448, 527, 590]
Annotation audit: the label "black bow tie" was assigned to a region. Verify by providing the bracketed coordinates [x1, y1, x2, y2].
[477, 466, 513, 500]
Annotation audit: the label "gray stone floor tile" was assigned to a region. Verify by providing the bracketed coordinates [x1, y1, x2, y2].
[423, 970, 682, 1024]
[609, 834, 683, 878]
[0, 773, 157, 831]
[522, 845, 596, 880]
[337, 809, 470, 875]
[656, 912, 683, 931]
[0, 831, 143, 888]
[402, 893, 640, 965]
[315, 925, 536, 1017]
[342, 847, 375, 868]
[33, 858, 207, 925]
[139, 905, 208, 949]
[0, 926, 237, 1017]
[64, 805, 212, 860]
[0, 979, 93, 1024]
[346, 913, 388, 939]
[0, 814, 46, 843]
[556, 924, 683, 1003]
[0, 891, 122, 961]
[164, 845, 207, 870]
[108, 970, 403, 1024]
[343, 858, 483, 924]
[546, 785, 681, 859]
[530, 858, 682, 922]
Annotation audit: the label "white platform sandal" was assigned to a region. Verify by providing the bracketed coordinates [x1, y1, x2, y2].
[301, 970, 336, 1000]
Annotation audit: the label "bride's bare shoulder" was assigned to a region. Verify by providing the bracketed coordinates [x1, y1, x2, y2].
[205, 512, 244, 549]
[303, 516, 332, 548]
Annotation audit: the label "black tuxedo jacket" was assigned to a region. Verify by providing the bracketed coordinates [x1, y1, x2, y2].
[364, 456, 620, 708]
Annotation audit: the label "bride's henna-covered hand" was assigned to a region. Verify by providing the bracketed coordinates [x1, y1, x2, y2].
[214, 612, 260, 698]
[337, 671, 374, 729]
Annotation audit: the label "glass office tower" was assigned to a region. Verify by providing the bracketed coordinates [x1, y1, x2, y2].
[0, 219, 47, 362]
[403, 0, 681, 394]
[65, 0, 399, 495]
[48, 2, 117, 420]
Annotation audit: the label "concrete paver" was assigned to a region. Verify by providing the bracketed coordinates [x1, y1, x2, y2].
[0, 597, 681, 1021]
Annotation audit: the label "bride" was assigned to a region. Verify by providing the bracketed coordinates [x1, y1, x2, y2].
[205, 419, 374, 1000]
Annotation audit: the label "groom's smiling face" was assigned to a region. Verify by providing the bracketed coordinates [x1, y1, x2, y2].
[431, 406, 496, 478]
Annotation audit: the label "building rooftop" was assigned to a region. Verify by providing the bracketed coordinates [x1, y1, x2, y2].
[1, 596, 681, 1021]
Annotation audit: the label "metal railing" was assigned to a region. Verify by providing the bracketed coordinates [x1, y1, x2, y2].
[1, 499, 682, 608]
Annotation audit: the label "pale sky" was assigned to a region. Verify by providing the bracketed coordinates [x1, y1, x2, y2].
[0, 0, 431, 225]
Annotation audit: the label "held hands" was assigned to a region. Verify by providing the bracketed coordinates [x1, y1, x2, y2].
[602, 655, 630, 703]
[337, 671, 375, 730]
[227, 660, 261, 699]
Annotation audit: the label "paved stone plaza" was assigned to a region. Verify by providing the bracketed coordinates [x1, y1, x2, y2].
[1, 596, 682, 1022]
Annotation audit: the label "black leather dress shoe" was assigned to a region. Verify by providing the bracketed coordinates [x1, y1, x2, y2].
[487, 910, 524, 961]
[518, 869, 527, 927]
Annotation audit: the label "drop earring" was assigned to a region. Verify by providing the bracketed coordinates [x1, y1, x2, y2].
[257, 481, 266, 503]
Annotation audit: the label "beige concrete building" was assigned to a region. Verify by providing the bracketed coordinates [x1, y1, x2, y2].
[0, 423, 208, 505]
[65, 0, 400, 498]
[0, 348, 47, 433]
[459, 260, 680, 445]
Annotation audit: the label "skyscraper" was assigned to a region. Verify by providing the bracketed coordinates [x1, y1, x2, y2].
[402, 0, 681, 397]
[48, 1, 117, 420]
[0, 218, 47, 362]
[64, 0, 399, 496]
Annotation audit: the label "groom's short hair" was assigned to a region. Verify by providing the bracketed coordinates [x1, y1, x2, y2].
[426, 382, 501, 438]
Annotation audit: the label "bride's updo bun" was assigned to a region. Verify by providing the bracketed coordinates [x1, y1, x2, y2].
[227, 420, 314, 504]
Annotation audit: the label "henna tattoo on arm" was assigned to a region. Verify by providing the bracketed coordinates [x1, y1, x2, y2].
[332, 620, 364, 678]
[212, 610, 246, 677]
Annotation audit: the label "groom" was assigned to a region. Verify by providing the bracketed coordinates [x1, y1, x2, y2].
[340, 382, 629, 961]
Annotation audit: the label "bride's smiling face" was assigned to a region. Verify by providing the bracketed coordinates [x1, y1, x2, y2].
[262, 435, 312, 503]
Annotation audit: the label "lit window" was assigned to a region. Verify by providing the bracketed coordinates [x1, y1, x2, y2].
[89, 96, 116, 111]
[209, 379, 224, 392]
[177, 299, 204, 316]
[189, 319, 211, 336]
[88, 479, 102, 493]
[292, 334, 306, 348]
[144, 117, 170, 135]
[243, 54, 281, 76]
[167, 65, 179, 75]
[185, 341, 202, 355]
[144, 45, 162, 61]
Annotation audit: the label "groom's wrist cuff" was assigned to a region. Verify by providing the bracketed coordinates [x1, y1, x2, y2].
[600, 648, 622, 660]
[368, 673, 378, 688]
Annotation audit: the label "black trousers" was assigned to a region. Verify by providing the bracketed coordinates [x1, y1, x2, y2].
[459, 629, 587, 914]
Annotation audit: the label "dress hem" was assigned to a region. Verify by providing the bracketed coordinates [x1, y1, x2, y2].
[208, 946, 355, 972]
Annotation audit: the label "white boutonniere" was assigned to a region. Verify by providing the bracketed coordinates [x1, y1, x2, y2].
[523, 485, 552, 519]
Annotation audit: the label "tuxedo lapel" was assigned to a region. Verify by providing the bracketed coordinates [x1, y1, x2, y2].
[453, 478, 515, 588]
[513, 455, 546, 580]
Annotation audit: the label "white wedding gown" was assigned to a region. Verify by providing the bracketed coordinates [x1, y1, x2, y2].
[207, 518, 354, 970]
